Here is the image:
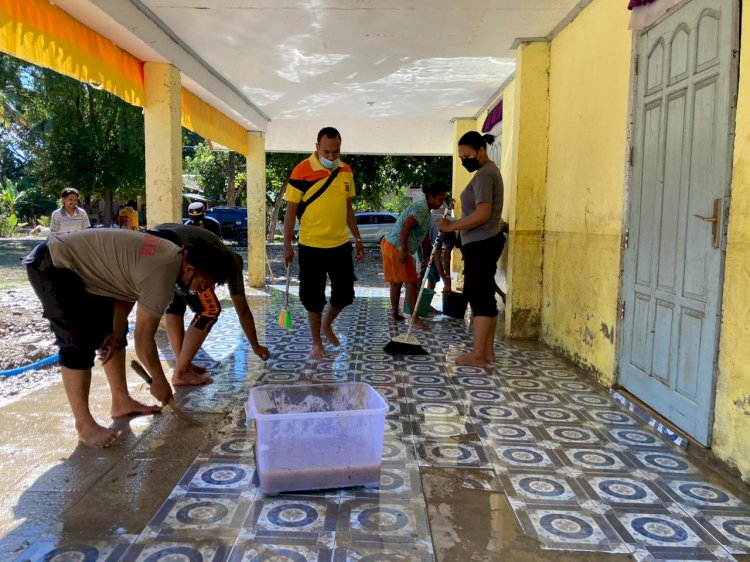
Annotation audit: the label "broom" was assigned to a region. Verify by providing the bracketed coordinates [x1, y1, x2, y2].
[384, 205, 450, 355]
[278, 263, 293, 329]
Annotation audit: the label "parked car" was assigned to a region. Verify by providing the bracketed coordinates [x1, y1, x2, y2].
[291, 211, 397, 244]
[205, 206, 248, 246]
[351, 211, 397, 245]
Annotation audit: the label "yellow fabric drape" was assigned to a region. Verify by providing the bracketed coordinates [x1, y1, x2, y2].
[181, 89, 248, 154]
[0, 0, 144, 106]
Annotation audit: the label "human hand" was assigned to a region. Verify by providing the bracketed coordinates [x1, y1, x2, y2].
[354, 240, 365, 261]
[96, 335, 117, 365]
[399, 249, 409, 263]
[253, 345, 271, 361]
[283, 243, 294, 267]
[437, 218, 453, 232]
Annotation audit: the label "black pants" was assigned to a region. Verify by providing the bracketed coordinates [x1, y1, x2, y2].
[25, 242, 126, 369]
[462, 232, 505, 318]
[298, 242, 355, 313]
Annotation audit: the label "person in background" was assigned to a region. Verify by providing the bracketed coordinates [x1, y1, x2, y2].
[283, 127, 364, 359]
[186, 202, 222, 238]
[438, 132, 504, 367]
[381, 182, 449, 325]
[50, 188, 90, 233]
[149, 223, 270, 386]
[118, 200, 139, 230]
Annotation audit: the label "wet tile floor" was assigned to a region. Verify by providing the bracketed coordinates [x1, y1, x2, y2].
[12, 286, 750, 561]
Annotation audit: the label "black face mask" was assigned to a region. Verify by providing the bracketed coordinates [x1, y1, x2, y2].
[175, 268, 197, 298]
[461, 157, 481, 172]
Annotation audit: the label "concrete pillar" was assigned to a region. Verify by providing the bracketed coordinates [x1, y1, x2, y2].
[246, 131, 266, 288]
[451, 118, 477, 273]
[505, 42, 550, 338]
[143, 63, 182, 227]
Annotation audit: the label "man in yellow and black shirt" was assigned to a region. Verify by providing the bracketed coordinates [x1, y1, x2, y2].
[283, 127, 364, 359]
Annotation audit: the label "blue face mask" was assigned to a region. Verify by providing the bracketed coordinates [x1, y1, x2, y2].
[319, 156, 339, 169]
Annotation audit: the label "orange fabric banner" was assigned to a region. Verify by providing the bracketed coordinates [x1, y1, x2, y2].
[0, 0, 144, 105]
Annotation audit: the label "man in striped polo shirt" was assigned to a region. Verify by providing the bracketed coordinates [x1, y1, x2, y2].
[50, 187, 90, 233]
[283, 127, 364, 359]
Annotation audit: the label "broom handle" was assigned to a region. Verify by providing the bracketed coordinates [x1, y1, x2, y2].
[284, 263, 291, 308]
[404, 205, 451, 339]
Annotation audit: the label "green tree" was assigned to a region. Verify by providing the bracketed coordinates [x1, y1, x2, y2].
[0, 177, 19, 236]
[19, 65, 145, 224]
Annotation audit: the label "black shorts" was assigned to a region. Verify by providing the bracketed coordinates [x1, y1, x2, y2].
[298, 242, 356, 313]
[25, 242, 127, 370]
[462, 232, 505, 318]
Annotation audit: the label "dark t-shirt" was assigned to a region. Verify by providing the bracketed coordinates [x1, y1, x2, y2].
[149, 223, 244, 296]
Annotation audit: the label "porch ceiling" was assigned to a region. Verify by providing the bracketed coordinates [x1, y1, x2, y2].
[53, 0, 580, 155]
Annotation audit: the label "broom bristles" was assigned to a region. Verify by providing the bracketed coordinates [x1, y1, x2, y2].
[278, 308, 293, 329]
[384, 335, 427, 355]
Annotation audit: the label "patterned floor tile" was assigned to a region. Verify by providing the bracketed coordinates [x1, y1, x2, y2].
[499, 472, 587, 506]
[335, 498, 432, 548]
[412, 401, 466, 419]
[229, 541, 333, 562]
[558, 447, 633, 473]
[627, 449, 699, 475]
[511, 503, 629, 553]
[244, 496, 338, 547]
[14, 535, 135, 562]
[176, 461, 257, 496]
[488, 444, 564, 472]
[413, 417, 476, 440]
[381, 437, 417, 465]
[576, 476, 672, 508]
[341, 462, 422, 500]
[604, 506, 722, 552]
[692, 513, 750, 554]
[476, 422, 537, 443]
[332, 545, 434, 561]
[142, 492, 252, 539]
[415, 438, 490, 468]
[121, 538, 232, 562]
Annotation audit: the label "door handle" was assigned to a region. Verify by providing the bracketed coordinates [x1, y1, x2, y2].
[692, 198, 721, 248]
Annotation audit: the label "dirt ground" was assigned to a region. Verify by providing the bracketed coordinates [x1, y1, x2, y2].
[0, 236, 386, 403]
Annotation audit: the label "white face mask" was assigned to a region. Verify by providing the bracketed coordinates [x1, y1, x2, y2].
[319, 156, 339, 169]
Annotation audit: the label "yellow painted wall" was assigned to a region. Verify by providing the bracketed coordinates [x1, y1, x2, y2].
[500, 82, 516, 222]
[505, 42, 549, 338]
[712, 7, 750, 481]
[541, 0, 632, 383]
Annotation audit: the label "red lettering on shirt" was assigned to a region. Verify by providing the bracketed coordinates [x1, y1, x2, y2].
[140, 234, 160, 257]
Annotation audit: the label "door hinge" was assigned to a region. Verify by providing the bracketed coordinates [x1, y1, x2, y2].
[634, 55, 639, 76]
[619, 301, 626, 320]
[623, 228, 630, 249]
[628, 146, 634, 167]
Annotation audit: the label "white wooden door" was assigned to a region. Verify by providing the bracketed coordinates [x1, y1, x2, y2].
[619, 0, 737, 445]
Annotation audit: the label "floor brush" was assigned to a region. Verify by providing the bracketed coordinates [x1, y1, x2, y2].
[278, 263, 293, 329]
[384, 206, 450, 355]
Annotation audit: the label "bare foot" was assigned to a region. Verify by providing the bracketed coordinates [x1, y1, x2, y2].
[323, 326, 340, 347]
[171, 370, 213, 386]
[486, 352, 496, 365]
[456, 352, 489, 367]
[111, 396, 163, 418]
[77, 422, 123, 449]
[390, 313, 405, 321]
[190, 363, 207, 374]
[310, 343, 326, 359]
[413, 317, 430, 331]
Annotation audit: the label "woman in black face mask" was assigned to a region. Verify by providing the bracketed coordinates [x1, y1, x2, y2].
[437, 131, 504, 368]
